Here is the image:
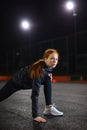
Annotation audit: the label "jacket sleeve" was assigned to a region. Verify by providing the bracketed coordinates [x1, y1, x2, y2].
[31, 78, 41, 118]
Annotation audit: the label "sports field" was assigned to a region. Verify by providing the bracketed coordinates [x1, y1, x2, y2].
[0, 81, 87, 130]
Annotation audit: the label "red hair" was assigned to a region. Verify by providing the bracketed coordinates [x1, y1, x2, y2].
[29, 59, 44, 79]
[43, 49, 59, 59]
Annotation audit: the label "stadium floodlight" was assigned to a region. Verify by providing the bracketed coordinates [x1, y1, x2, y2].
[65, 1, 75, 11]
[20, 20, 31, 31]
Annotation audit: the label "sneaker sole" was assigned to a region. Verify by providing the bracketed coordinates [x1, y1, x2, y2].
[43, 113, 63, 117]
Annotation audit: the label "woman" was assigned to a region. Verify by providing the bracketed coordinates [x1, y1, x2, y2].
[0, 48, 63, 122]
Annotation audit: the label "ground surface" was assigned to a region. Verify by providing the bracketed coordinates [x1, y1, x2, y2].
[0, 81, 87, 130]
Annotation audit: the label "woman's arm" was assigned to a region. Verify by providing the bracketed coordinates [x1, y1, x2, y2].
[31, 78, 46, 122]
[31, 78, 41, 118]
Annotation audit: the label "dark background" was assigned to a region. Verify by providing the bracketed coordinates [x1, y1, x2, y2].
[0, 0, 87, 78]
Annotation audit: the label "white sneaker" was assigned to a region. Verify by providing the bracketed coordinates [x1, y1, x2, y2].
[43, 104, 63, 116]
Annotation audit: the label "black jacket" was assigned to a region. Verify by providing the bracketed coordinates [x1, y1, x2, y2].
[12, 61, 53, 118]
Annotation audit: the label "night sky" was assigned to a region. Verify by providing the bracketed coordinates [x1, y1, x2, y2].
[0, 0, 87, 75]
[1, 0, 87, 43]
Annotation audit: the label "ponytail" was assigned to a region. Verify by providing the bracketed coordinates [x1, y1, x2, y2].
[29, 59, 44, 79]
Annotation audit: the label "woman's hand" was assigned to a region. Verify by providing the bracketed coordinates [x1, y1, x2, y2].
[33, 117, 46, 122]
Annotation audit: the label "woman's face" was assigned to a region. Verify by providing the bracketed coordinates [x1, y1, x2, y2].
[44, 52, 58, 68]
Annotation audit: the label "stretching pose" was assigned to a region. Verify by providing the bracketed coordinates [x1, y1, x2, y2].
[0, 48, 63, 122]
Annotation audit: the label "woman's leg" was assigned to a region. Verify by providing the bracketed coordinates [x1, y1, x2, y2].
[43, 76, 52, 105]
[43, 76, 63, 116]
[0, 80, 20, 102]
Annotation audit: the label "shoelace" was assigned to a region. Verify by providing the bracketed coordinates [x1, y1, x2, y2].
[50, 103, 57, 108]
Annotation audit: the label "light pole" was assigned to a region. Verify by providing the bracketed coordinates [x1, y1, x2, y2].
[73, 10, 77, 73]
[20, 19, 32, 63]
[65, 1, 77, 74]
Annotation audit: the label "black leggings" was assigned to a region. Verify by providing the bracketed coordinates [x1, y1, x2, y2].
[0, 80, 29, 102]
